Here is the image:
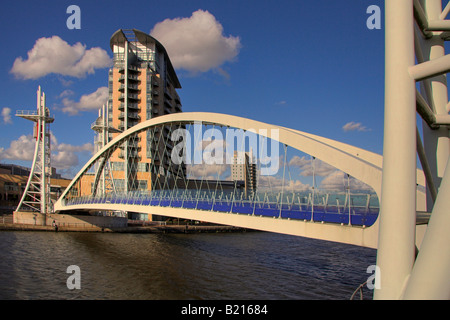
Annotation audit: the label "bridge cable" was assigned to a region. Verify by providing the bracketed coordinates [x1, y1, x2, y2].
[311, 155, 315, 222]
[279, 144, 288, 218]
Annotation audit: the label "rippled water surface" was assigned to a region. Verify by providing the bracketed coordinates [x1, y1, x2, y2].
[0, 230, 376, 300]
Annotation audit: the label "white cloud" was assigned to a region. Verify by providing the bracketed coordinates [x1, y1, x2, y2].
[288, 156, 373, 192]
[288, 155, 336, 177]
[1, 107, 12, 124]
[342, 121, 371, 132]
[319, 170, 372, 192]
[0, 133, 94, 175]
[258, 175, 311, 192]
[61, 87, 108, 115]
[51, 134, 94, 176]
[150, 9, 242, 74]
[59, 89, 75, 98]
[0, 134, 36, 161]
[187, 163, 229, 180]
[10, 36, 111, 80]
[196, 136, 227, 151]
[52, 142, 94, 170]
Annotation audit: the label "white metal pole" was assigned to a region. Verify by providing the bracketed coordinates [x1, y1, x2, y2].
[420, 0, 450, 212]
[102, 104, 106, 196]
[347, 174, 351, 226]
[40, 90, 47, 216]
[311, 156, 315, 222]
[375, 0, 417, 300]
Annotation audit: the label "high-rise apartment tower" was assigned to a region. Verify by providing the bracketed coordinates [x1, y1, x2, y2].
[107, 29, 183, 194]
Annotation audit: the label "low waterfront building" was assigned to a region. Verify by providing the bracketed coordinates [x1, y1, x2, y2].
[0, 164, 71, 214]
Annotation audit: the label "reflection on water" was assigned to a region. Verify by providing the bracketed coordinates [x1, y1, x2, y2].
[0, 231, 376, 300]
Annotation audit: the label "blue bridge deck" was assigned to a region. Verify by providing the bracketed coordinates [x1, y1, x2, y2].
[64, 195, 379, 227]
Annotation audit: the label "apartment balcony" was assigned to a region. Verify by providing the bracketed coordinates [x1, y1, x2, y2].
[128, 74, 140, 81]
[119, 74, 140, 82]
[118, 93, 140, 101]
[164, 99, 173, 109]
[119, 141, 141, 150]
[164, 90, 173, 100]
[118, 84, 140, 91]
[128, 93, 140, 101]
[118, 150, 141, 160]
[118, 65, 140, 73]
[128, 65, 140, 72]
[126, 103, 139, 110]
[128, 84, 140, 91]
[128, 120, 139, 127]
[128, 112, 140, 120]
[118, 112, 140, 120]
[118, 121, 139, 132]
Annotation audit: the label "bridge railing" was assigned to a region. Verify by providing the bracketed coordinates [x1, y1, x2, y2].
[62, 189, 379, 227]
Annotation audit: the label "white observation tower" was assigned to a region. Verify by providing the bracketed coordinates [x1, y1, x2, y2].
[15, 86, 54, 216]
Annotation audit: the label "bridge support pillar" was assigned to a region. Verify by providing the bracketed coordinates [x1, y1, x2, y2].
[375, 0, 417, 300]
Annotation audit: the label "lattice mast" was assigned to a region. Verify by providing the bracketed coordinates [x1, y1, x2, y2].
[91, 102, 120, 196]
[15, 86, 54, 214]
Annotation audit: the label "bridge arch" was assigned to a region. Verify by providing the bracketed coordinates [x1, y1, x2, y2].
[57, 112, 386, 200]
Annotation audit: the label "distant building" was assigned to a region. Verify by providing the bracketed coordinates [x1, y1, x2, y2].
[0, 164, 31, 177]
[0, 164, 70, 214]
[231, 151, 257, 198]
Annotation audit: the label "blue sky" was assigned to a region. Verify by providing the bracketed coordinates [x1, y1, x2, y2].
[0, 0, 385, 178]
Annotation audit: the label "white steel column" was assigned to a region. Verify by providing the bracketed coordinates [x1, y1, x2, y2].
[40, 90, 47, 214]
[375, 0, 417, 300]
[403, 0, 450, 300]
[420, 0, 450, 212]
[101, 104, 107, 195]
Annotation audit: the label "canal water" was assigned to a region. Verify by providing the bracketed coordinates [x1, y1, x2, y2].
[0, 230, 376, 300]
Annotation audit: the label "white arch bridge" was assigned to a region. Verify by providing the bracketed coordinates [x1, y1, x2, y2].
[54, 112, 427, 250]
